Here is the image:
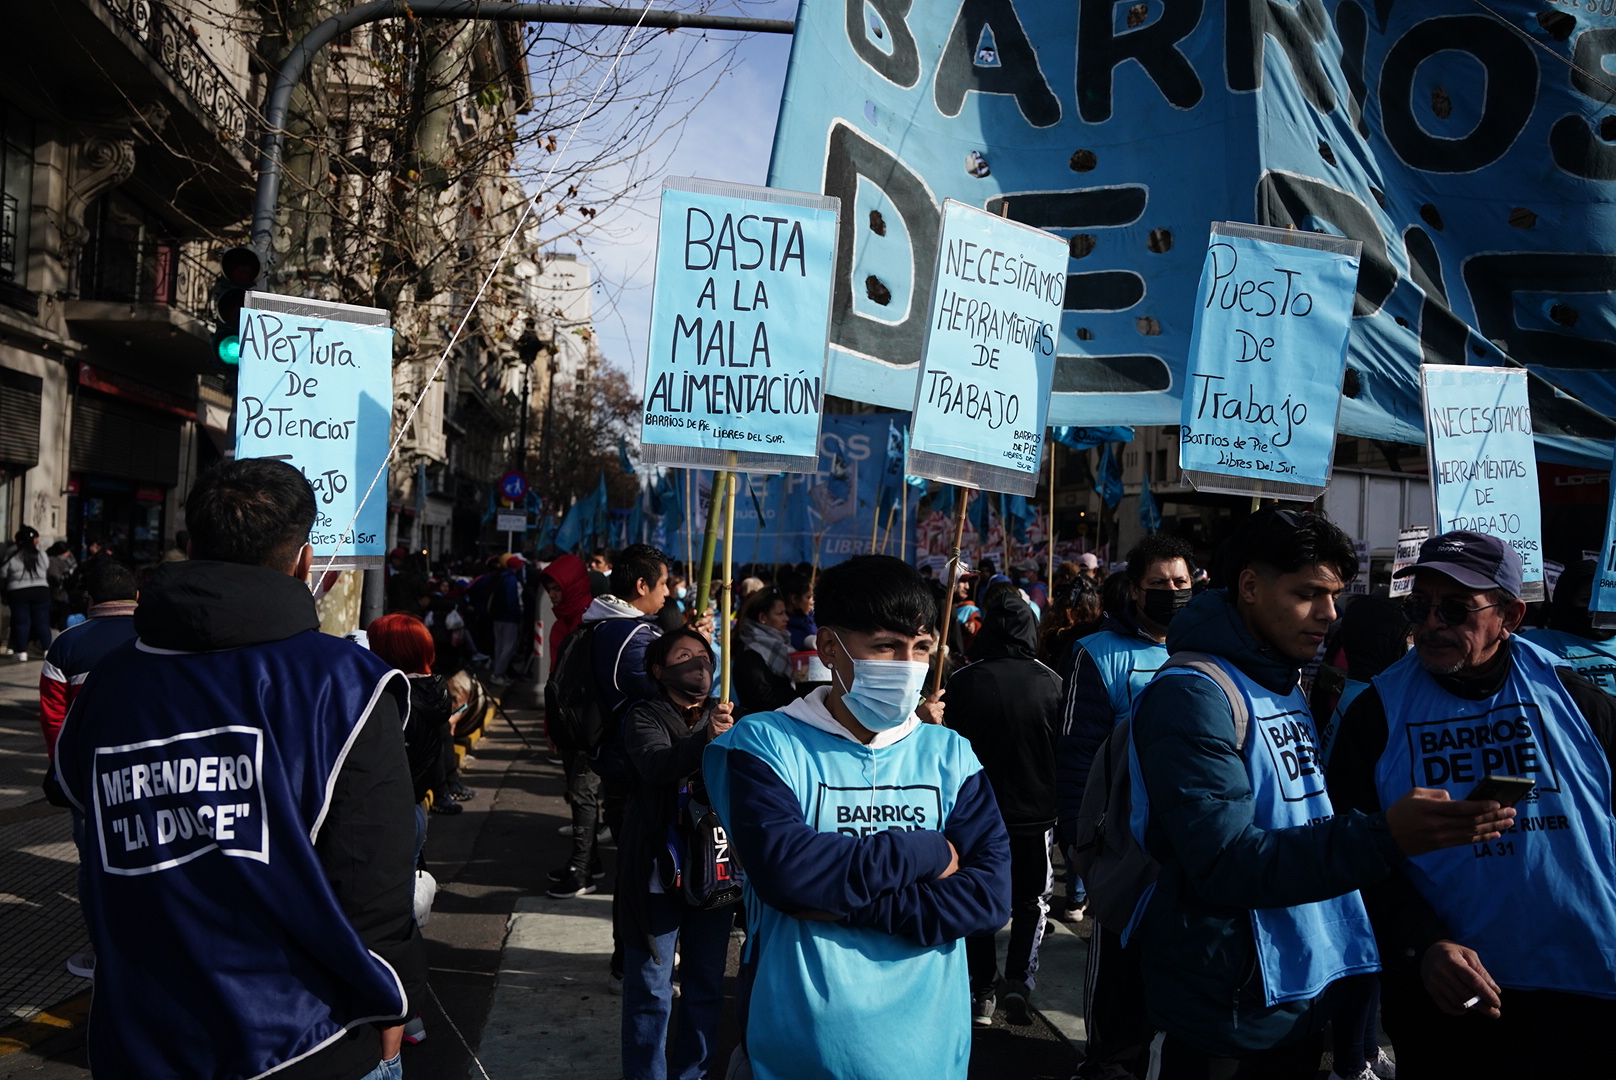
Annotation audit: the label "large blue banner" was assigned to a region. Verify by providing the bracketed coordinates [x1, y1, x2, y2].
[767, 0, 1616, 464]
[656, 413, 918, 568]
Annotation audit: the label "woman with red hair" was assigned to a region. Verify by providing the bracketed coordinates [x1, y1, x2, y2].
[367, 613, 459, 820]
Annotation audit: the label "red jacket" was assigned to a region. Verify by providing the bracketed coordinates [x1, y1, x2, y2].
[539, 554, 593, 664]
[39, 602, 138, 757]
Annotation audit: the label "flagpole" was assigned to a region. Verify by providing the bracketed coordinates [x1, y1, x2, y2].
[697, 470, 726, 621]
[900, 486, 908, 564]
[720, 470, 738, 705]
[683, 470, 695, 576]
[879, 502, 897, 555]
[870, 497, 880, 556]
[932, 488, 971, 696]
[1046, 440, 1056, 589]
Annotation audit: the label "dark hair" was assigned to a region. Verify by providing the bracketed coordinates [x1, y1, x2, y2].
[980, 580, 1021, 608]
[743, 587, 785, 623]
[81, 556, 137, 603]
[778, 571, 811, 603]
[1101, 571, 1132, 618]
[643, 625, 713, 678]
[1224, 509, 1358, 583]
[185, 459, 317, 569]
[1125, 534, 1195, 585]
[13, 526, 39, 574]
[815, 555, 937, 637]
[610, 544, 669, 599]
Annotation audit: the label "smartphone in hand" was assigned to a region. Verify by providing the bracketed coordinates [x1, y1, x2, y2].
[1465, 774, 1536, 808]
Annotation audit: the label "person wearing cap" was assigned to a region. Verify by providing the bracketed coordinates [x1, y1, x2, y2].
[1328, 531, 1616, 1076]
[1129, 512, 1515, 1077]
[1521, 559, 1616, 694]
[1078, 552, 1102, 583]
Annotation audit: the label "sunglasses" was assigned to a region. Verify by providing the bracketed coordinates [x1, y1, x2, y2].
[1402, 597, 1503, 627]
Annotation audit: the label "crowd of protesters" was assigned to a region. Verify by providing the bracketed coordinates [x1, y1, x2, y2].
[11, 457, 1616, 1080]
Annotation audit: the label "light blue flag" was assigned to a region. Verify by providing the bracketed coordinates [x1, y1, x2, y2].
[553, 492, 593, 553]
[619, 437, 636, 475]
[1139, 472, 1162, 533]
[1051, 427, 1134, 452]
[1005, 494, 1033, 543]
[1098, 444, 1124, 510]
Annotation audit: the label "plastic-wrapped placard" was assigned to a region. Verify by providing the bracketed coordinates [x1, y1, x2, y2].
[235, 292, 393, 571]
[1179, 222, 1361, 501]
[1421, 366, 1545, 602]
[905, 200, 1063, 497]
[639, 177, 839, 474]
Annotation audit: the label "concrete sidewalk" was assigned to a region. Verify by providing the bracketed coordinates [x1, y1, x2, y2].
[476, 876, 1090, 1080]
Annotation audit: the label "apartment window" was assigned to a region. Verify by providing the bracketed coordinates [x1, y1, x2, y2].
[0, 102, 34, 284]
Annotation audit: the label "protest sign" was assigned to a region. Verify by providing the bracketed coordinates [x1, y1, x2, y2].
[1421, 366, 1545, 601]
[640, 177, 840, 474]
[1347, 540, 1371, 597]
[235, 293, 392, 570]
[1179, 223, 1360, 500]
[906, 200, 1064, 497]
[1388, 526, 1429, 599]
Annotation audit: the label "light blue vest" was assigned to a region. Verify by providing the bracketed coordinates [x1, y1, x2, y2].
[1317, 678, 1370, 769]
[1077, 626, 1169, 726]
[1373, 639, 1616, 997]
[1522, 628, 1616, 695]
[704, 712, 983, 1080]
[1137, 659, 1380, 1006]
[55, 632, 411, 1079]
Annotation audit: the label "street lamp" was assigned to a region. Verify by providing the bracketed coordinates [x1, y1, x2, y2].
[514, 317, 543, 476]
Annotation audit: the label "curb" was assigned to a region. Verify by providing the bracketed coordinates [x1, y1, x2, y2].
[0, 991, 92, 1059]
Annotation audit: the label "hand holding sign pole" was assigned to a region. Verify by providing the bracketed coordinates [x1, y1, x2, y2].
[1178, 223, 1361, 501]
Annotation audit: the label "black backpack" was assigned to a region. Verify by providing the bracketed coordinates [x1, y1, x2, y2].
[1071, 652, 1250, 934]
[545, 623, 608, 756]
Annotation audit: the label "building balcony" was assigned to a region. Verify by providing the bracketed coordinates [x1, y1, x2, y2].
[65, 238, 217, 374]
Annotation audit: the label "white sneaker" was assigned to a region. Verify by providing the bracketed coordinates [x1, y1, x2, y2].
[15, 652, 27, 663]
[1370, 1048, 1396, 1079]
[1328, 1069, 1375, 1080]
[66, 951, 95, 979]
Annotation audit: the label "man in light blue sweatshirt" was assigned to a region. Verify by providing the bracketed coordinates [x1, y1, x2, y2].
[706, 555, 1011, 1080]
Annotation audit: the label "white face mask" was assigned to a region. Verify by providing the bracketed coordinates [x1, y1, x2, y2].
[828, 631, 929, 733]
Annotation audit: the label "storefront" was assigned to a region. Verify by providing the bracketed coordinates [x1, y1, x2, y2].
[0, 365, 42, 542]
[67, 365, 191, 567]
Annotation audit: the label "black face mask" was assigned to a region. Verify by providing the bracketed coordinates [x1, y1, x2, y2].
[1139, 587, 1193, 627]
[658, 655, 713, 699]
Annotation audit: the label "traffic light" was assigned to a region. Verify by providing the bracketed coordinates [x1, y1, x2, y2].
[212, 246, 262, 365]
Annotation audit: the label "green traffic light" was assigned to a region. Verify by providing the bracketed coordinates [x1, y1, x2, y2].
[218, 334, 241, 364]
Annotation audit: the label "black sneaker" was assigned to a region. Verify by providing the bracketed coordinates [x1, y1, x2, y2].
[430, 798, 464, 816]
[449, 780, 476, 801]
[1000, 980, 1032, 1026]
[546, 861, 605, 884]
[546, 867, 598, 899]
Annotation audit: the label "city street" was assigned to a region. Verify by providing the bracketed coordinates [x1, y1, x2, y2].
[0, 663, 1087, 1080]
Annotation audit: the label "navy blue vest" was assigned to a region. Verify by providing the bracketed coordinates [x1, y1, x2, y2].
[55, 630, 410, 1079]
[1374, 640, 1616, 997]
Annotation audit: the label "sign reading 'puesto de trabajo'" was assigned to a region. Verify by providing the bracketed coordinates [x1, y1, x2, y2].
[1179, 223, 1361, 501]
[234, 293, 393, 569]
[906, 200, 1064, 497]
[640, 177, 840, 474]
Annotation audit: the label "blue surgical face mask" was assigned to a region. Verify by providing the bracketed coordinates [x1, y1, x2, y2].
[675, 586, 688, 599]
[828, 631, 929, 733]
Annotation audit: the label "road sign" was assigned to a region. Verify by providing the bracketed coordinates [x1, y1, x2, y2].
[496, 511, 527, 533]
[499, 471, 528, 501]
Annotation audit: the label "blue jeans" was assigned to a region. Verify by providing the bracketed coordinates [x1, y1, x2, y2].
[358, 1054, 402, 1080]
[8, 596, 51, 652]
[621, 892, 733, 1080]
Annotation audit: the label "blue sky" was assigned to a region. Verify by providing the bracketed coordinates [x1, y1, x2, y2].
[555, 2, 797, 390]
